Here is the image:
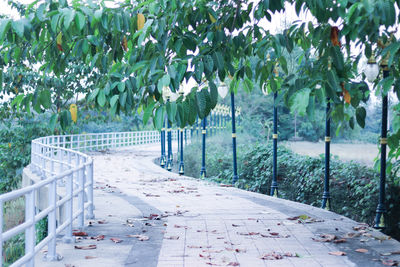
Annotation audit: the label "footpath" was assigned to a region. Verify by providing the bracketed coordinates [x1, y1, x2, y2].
[37, 144, 400, 267]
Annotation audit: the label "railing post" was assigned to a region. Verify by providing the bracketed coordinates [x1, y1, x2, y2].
[25, 190, 36, 267]
[200, 118, 207, 178]
[86, 160, 95, 219]
[77, 156, 85, 229]
[63, 172, 74, 243]
[45, 178, 59, 261]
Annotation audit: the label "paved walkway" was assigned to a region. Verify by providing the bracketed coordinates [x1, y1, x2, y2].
[38, 144, 400, 267]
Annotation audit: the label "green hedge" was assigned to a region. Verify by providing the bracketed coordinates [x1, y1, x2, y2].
[183, 134, 400, 239]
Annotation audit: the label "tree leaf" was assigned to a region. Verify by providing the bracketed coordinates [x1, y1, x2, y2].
[110, 95, 119, 108]
[12, 20, 25, 38]
[63, 9, 75, 30]
[0, 19, 11, 41]
[289, 88, 310, 116]
[97, 90, 106, 107]
[75, 11, 86, 31]
[143, 101, 155, 125]
[39, 90, 52, 109]
[49, 113, 58, 132]
[356, 107, 366, 128]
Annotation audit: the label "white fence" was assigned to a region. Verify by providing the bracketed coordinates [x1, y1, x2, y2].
[0, 130, 184, 267]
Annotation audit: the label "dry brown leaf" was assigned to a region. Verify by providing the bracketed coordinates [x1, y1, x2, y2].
[97, 220, 107, 224]
[381, 260, 399, 266]
[127, 234, 149, 241]
[232, 224, 241, 227]
[220, 184, 233, 187]
[333, 238, 347, 243]
[90, 235, 105, 241]
[237, 232, 259, 236]
[85, 256, 97, 259]
[227, 262, 239, 266]
[391, 251, 400, 255]
[312, 234, 336, 242]
[110, 237, 123, 243]
[165, 236, 180, 240]
[74, 245, 97, 250]
[72, 231, 88, 236]
[202, 249, 223, 253]
[269, 232, 279, 236]
[355, 248, 368, 253]
[328, 251, 346, 256]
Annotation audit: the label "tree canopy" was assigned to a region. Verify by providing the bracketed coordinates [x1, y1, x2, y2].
[0, 0, 400, 169]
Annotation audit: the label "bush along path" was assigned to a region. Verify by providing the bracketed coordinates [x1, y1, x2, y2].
[36, 144, 400, 267]
[182, 135, 400, 242]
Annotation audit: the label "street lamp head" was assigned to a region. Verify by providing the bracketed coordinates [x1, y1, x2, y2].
[262, 83, 268, 96]
[364, 53, 379, 83]
[218, 82, 229, 99]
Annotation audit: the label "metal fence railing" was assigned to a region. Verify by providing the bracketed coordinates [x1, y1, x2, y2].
[0, 130, 183, 267]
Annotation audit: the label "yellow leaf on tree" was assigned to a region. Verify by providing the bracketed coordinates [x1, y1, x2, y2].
[137, 13, 145, 30]
[341, 83, 351, 104]
[69, 104, 78, 123]
[56, 32, 63, 51]
[209, 13, 217, 23]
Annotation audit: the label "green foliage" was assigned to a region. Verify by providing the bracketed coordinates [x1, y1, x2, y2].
[183, 135, 400, 239]
[0, 118, 51, 193]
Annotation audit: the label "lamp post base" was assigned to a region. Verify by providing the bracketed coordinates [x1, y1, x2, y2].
[321, 193, 331, 211]
[200, 168, 206, 179]
[270, 185, 278, 197]
[167, 160, 172, 172]
[179, 163, 184, 176]
[374, 204, 386, 229]
[232, 175, 238, 184]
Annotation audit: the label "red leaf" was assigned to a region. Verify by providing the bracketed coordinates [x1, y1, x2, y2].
[72, 231, 88, 236]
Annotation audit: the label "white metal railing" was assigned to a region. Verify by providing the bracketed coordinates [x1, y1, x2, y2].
[0, 130, 187, 267]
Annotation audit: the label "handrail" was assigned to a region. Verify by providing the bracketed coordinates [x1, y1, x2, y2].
[0, 130, 184, 267]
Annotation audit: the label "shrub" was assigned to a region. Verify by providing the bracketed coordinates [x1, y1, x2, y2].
[183, 135, 400, 240]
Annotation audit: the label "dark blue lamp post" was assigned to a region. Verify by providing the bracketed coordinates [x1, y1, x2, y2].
[178, 86, 185, 175]
[160, 118, 166, 168]
[271, 63, 279, 197]
[364, 53, 388, 229]
[162, 86, 173, 172]
[321, 94, 331, 210]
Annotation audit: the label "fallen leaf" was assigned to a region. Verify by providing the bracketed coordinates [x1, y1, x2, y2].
[127, 234, 149, 241]
[174, 224, 189, 229]
[202, 249, 223, 253]
[328, 251, 346, 256]
[72, 231, 88, 236]
[232, 224, 241, 227]
[355, 248, 368, 253]
[227, 263, 239, 266]
[85, 256, 97, 259]
[381, 260, 399, 266]
[381, 252, 392, 256]
[220, 184, 233, 187]
[269, 232, 279, 236]
[90, 235, 105, 241]
[74, 245, 97, 250]
[312, 234, 336, 242]
[333, 238, 347, 243]
[165, 236, 180, 240]
[237, 232, 259, 236]
[343, 232, 360, 238]
[110, 238, 123, 243]
[391, 251, 400, 255]
[98, 220, 107, 224]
